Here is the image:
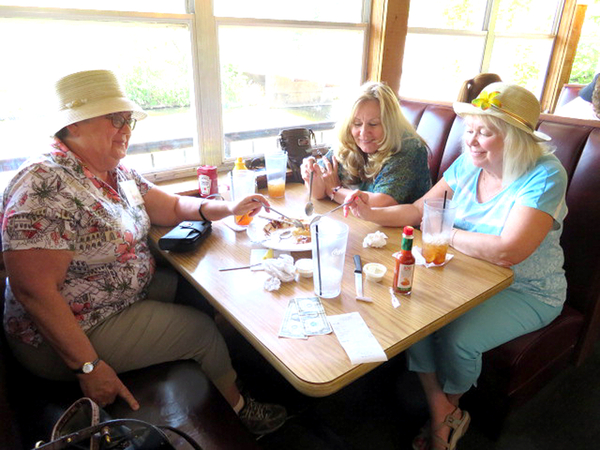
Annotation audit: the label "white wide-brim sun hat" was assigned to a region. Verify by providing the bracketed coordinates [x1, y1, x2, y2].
[52, 69, 147, 135]
[453, 82, 550, 142]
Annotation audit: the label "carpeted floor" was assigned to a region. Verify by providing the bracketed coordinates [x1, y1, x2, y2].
[226, 327, 600, 450]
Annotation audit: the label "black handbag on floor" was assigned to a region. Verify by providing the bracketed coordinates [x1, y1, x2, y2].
[33, 398, 203, 450]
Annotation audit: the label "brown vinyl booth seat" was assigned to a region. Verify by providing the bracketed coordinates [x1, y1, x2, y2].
[401, 97, 600, 437]
[0, 257, 260, 450]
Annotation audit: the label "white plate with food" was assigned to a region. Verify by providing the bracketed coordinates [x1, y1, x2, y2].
[247, 215, 312, 252]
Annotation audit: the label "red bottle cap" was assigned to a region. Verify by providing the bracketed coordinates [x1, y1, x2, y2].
[403, 226, 414, 236]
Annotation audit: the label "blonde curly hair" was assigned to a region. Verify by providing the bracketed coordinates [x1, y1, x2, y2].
[335, 82, 426, 184]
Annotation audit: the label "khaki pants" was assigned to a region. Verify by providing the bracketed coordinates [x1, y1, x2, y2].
[6, 269, 237, 397]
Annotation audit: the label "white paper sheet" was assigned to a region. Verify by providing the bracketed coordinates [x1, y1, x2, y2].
[328, 312, 388, 365]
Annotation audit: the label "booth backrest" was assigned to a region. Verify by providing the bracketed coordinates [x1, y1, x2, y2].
[556, 83, 585, 109]
[400, 98, 600, 363]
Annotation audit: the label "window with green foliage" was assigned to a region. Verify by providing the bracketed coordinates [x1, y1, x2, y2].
[401, 0, 564, 101]
[570, 0, 600, 85]
[0, 1, 367, 186]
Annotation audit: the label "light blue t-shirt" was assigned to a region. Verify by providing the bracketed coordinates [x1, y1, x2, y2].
[444, 153, 568, 307]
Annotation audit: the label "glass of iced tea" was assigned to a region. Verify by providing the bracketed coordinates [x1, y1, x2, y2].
[231, 170, 256, 226]
[421, 198, 457, 265]
[265, 151, 288, 198]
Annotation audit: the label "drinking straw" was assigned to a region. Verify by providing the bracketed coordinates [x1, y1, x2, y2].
[315, 223, 322, 297]
[441, 190, 448, 233]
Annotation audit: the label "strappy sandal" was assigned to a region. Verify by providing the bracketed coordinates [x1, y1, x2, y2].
[412, 420, 430, 450]
[431, 408, 471, 450]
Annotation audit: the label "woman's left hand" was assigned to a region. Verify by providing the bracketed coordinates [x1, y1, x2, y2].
[343, 190, 372, 219]
[230, 194, 270, 217]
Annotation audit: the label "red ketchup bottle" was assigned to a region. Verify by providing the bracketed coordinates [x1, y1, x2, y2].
[197, 165, 218, 198]
[393, 226, 416, 295]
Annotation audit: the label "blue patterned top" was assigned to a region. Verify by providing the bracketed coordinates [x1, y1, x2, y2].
[444, 153, 568, 307]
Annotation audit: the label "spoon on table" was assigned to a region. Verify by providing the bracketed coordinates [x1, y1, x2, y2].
[305, 171, 314, 216]
[309, 201, 352, 225]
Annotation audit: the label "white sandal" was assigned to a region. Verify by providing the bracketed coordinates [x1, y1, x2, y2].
[432, 408, 471, 450]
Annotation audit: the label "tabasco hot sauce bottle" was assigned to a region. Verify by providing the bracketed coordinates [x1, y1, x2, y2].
[393, 226, 416, 295]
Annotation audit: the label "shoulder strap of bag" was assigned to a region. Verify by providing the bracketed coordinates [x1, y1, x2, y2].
[34, 418, 204, 450]
[158, 425, 204, 450]
[51, 397, 101, 438]
[50, 397, 103, 450]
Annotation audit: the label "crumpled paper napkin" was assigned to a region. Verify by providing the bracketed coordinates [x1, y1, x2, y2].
[412, 246, 453, 268]
[363, 231, 388, 248]
[263, 254, 296, 291]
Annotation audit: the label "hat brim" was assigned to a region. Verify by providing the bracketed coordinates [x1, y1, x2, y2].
[453, 101, 551, 142]
[53, 97, 147, 135]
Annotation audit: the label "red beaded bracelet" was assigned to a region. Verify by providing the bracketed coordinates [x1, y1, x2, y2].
[329, 185, 342, 200]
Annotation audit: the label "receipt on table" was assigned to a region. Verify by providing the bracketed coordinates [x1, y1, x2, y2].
[328, 312, 388, 365]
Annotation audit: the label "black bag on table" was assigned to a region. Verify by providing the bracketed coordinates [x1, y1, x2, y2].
[158, 220, 212, 253]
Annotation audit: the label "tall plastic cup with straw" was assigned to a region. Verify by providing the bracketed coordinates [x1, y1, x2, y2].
[421, 193, 457, 265]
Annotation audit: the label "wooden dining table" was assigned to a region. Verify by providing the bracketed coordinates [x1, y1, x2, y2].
[148, 182, 513, 397]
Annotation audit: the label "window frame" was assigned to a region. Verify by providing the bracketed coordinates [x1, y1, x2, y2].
[0, 4, 201, 184]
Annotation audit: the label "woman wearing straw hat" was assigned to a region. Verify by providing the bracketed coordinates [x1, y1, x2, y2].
[299, 81, 431, 206]
[1, 69, 287, 435]
[344, 82, 568, 449]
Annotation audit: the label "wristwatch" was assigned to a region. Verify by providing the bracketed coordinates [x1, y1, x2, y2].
[72, 358, 100, 374]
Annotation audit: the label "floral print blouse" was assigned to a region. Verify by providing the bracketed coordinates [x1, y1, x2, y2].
[1, 139, 155, 346]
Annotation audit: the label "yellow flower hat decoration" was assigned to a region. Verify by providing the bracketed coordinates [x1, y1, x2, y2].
[471, 90, 501, 110]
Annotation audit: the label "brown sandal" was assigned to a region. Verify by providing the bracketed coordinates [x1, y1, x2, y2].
[431, 408, 471, 450]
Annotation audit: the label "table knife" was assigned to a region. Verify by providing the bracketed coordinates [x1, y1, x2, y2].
[353, 255, 372, 302]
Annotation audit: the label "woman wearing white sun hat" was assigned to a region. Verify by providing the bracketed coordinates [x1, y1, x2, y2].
[344, 82, 568, 449]
[1, 69, 287, 435]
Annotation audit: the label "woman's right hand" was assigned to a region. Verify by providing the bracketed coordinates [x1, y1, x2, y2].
[230, 194, 270, 217]
[301, 156, 342, 200]
[300, 156, 318, 184]
[301, 156, 327, 199]
[77, 360, 139, 410]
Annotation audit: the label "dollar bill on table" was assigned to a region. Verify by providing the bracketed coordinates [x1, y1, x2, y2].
[279, 298, 308, 339]
[295, 297, 333, 336]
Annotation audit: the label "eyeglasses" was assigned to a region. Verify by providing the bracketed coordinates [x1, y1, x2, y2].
[106, 114, 137, 131]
